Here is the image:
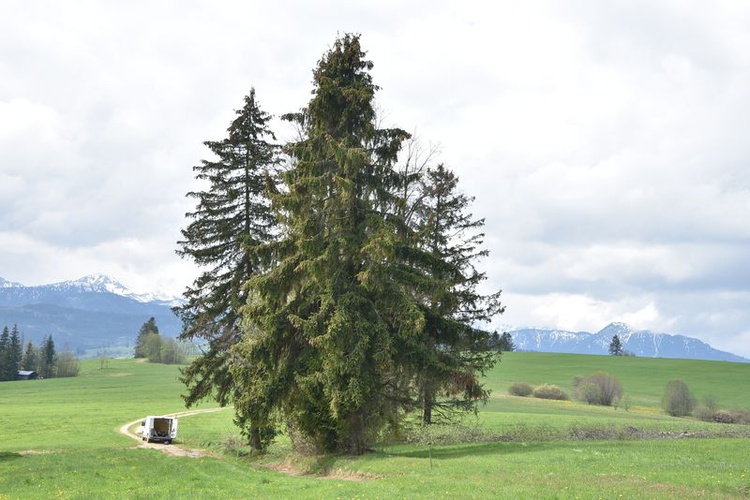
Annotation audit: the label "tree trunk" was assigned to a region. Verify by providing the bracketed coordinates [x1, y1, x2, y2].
[422, 380, 434, 425]
[249, 426, 262, 452]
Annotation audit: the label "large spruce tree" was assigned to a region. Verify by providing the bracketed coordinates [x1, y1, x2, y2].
[232, 34, 414, 454]
[180, 34, 504, 455]
[411, 164, 503, 423]
[176, 88, 280, 408]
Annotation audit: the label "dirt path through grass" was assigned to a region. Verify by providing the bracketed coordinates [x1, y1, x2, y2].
[119, 407, 226, 458]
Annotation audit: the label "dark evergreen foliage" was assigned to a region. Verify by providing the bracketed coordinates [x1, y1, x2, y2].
[39, 335, 56, 379]
[134, 317, 159, 358]
[21, 340, 38, 371]
[609, 334, 624, 356]
[497, 331, 515, 352]
[0, 326, 11, 381]
[0, 325, 24, 381]
[175, 88, 280, 409]
[178, 34, 504, 455]
[234, 34, 413, 454]
[409, 164, 504, 424]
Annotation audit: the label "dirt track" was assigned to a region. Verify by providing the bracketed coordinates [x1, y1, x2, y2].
[119, 408, 226, 458]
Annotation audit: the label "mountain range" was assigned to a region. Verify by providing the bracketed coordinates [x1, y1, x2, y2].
[0, 274, 183, 353]
[508, 322, 748, 363]
[1, 274, 746, 363]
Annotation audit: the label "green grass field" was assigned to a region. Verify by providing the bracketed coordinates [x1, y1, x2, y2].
[1, 353, 749, 498]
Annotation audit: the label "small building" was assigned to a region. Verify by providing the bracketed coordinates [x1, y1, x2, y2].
[17, 370, 39, 380]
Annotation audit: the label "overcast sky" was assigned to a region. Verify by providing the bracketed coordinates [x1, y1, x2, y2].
[2, 1, 749, 356]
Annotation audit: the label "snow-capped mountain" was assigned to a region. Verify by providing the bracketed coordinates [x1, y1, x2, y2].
[0, 277, 23, 288]
[0, 274, 183, 352]
[45, 274, 182, 306]
[509, 322, 748, 363]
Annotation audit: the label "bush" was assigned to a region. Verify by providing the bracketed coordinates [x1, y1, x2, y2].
[662, 380, 695, 417]
[532, 384, 568, 400]
[55, 350, 80, 378]
[712, 409, 750, 425]
[694, 405, 716, 422]
[508, 382, 533, 397]
[573, 372, 622, 407]
[729, 409, 750, 425]
[712, 410, 735, 424]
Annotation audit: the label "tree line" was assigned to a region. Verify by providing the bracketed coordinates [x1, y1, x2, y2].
[175, 34, 505, 454]
[0, 325, 79, 380]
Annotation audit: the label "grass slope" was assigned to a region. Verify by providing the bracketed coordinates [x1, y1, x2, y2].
[0, 353, 748, 498]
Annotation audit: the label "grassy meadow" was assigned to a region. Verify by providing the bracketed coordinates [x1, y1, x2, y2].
[1, 353, 749, 498]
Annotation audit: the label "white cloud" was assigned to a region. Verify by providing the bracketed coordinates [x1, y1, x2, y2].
[2, 0, 750, 356]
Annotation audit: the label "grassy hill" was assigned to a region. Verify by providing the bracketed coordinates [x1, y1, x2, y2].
[1, 353, 748, 498]
[492, 351, 750, 409]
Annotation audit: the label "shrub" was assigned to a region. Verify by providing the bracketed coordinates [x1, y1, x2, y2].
[508, 382, 533, 397]
[730, 409, 750, 425]
[532, 384, 568, 400]
[694, 405, 716, 422]
[718, 409, 750, 425]
[55, 349, 80, 378]
[662, 380, 695, 417]
[712, 410, 735, 424]
[693, 395, 719, 422]
[573, 372, 622, 407]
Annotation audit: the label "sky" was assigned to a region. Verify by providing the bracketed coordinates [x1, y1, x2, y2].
[2, 1, 750, 356]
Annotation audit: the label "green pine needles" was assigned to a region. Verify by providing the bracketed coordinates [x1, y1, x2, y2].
[177, 34, 503, 455]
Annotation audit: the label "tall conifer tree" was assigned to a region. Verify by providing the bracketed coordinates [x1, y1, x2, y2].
[21, 340, 38, 371]
[411, 165, 503, 423]
[134, 317, 159, 358]
[8, 325, 22, 378]
[183, 34, 504, 455]
[233, 34, 413, 454]
[0, 326, 11, 381]
[40, 335, 56, 379]
[176, 88, 280, 408]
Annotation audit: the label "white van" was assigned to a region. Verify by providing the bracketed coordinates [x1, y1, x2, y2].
[137, 416, 178, 444]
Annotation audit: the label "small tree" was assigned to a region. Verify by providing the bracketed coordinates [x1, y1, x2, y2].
[0, 326, 12, 381]
[143, 332, 163, 363]
[159, 338, 186, 365]
[21, 341, 39, 371]
[56, 349, 80, 378]
[574, 372, 622, 406]
[135, 317, 159, 358]
[497, 332, 515, 352]
[608, 335, 623, 356]
[39, 336, 56, 379]
[662, 379, 695, 417]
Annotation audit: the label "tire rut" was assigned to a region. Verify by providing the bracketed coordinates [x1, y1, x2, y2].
[119, 407, 226, 458]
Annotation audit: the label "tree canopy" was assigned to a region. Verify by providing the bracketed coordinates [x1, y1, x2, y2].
[178, 34, 503, 455]
[176, 87, 280, 408]
[609, 334, 624, 356]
